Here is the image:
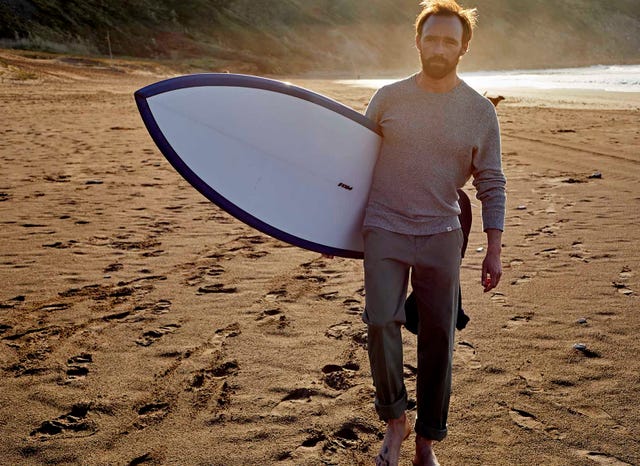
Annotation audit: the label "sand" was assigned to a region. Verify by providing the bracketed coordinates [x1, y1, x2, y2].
[1, 50, 639, 465]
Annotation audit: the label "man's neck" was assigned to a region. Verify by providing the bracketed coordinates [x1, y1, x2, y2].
[415, 71, 461, 93]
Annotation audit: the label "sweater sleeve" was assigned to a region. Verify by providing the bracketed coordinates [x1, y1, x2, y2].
[471, 104, 507, 231]
[364, 87, 385, 125]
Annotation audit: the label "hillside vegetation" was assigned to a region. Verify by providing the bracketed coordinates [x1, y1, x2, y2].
[1, 0, 639, 73]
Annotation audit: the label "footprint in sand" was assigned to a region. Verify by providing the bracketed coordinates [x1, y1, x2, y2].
[42, 241, 72, 249]
[141, 249, 165, 258]
[325, 321, 368, 348]
[502, 313, 533, 330]
[618, 266, 634, 280]
[0, 295, 25, 310]
[454, 341, 481, 369]
[508, 407, 564, 439]
[134, 401, 170, 429]
[293, 420, 378, 460]
[300, 259, 344, 279]
[256, 308, 282, 320]
[518, 368, 544, 393]
[318, 291, 340, 301]
[612, 266, 634, 295]
[342, 298, 362, 315]
[149, 300, 172, 315]
[290, 431, 327, 463]
[575, 450, 632, 465]
[189, 362, 237, 408]
[611, 281, 634, 296]
[246, 251, 269, 259]
[65, 353, 93, 381]
[271, 387, 331, 417]
[510, 273, 535, 286]
[38, 302, 72, 312]
[321, 363, 358, 391]
[197, 284, 238, 294]
[325, 321, 353, 340]
[135, 324, 181, 347]
[490, 292, 510, 307]
[299, 430, 327, 449]
[103, 262, 123, 273]
[329, 420, 378, 450]
[265, 288, 288, 302]
[111, 238, 162, 251]
[127, 452, 160, 466]
[294, 274, 327, 284]
[573, 406, 628, 434]
[214, 322, 241, 339]
[256, 308, 290, 332]
[569, 241, 590, 262]
[30, 403, 96, 439]
[536, 247, 560, 258]
[103, 309, 133, 321]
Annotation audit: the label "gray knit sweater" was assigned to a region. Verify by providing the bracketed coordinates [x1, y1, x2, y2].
[363, 74, 506, 235]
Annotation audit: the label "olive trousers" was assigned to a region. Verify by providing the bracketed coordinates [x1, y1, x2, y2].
[362, 226, 462, 441]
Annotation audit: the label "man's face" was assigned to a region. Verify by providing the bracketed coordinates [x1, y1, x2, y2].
[416, 15, 467, 80]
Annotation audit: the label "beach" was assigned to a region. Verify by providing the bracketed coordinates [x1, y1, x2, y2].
[1, 50, 639, 465]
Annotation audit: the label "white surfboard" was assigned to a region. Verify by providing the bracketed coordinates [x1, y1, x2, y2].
[135, 74, 381, 258]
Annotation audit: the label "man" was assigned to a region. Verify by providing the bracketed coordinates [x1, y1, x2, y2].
[362, 1, 506, 465]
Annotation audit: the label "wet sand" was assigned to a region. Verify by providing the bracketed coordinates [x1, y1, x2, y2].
[1, 50, 639, 465]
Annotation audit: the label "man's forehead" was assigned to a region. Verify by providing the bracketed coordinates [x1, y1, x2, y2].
[420, 15, 464, 40]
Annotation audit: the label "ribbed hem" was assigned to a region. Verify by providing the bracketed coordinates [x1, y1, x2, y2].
[375, 386, 408, 421]
[364, 210, 461, 237]
[481, 203, 506, 232]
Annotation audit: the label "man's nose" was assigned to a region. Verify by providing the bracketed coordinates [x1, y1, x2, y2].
[433, 39, 446, 53]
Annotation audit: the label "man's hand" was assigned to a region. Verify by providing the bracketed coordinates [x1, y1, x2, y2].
[481, 250, 502, 292]
[482, 229, 503, 292]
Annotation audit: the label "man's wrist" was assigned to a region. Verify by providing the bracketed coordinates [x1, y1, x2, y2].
[485, 228, 503, 254]
[486, 244, 502, 254]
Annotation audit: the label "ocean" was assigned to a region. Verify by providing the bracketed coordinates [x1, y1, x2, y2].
[338, 64, 640, 94]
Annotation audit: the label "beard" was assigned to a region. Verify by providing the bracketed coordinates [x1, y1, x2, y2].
[420, 53, 461, 80]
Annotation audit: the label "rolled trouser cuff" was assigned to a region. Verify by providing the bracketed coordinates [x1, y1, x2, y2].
[375, 386, 408, 421]
[415, 418, 447, 441]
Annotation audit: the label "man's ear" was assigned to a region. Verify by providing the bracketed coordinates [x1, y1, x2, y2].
[460, 42, 470, 56]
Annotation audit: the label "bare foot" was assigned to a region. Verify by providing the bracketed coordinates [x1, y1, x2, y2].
[375, 413, 411, 466]
[412, 435, 440, 466]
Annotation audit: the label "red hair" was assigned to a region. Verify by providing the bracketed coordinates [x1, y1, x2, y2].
[415, 0, 478, 45]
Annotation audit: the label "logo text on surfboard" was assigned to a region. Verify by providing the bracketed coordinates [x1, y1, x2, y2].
[338, 182, 353, 191]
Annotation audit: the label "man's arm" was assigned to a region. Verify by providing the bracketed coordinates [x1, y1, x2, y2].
[482, 228, 502, 292]
[471, 103, 506, 292]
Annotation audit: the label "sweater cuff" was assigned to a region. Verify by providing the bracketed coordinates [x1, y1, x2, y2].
[482, 209, 505, 232]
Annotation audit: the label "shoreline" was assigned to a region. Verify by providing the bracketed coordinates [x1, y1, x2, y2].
[2, 48, 639, 110]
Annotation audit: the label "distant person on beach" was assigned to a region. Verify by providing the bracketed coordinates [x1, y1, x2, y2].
[361, 1, 506, 464]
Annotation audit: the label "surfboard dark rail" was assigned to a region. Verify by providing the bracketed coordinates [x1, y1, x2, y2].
[135, 73, 380, 259]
